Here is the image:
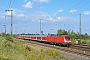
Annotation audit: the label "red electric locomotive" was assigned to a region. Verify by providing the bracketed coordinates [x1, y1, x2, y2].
[45, 35, 71, 46]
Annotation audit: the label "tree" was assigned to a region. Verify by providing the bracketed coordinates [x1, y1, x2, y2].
[57, 29, 68, 36]
[1, 32, 6, 36]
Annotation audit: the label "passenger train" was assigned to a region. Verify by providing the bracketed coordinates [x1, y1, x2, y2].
[16, 34, 72, 47]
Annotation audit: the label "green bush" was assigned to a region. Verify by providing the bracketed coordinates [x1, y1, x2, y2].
[0, 38, 2, 43]
[25, 45, 31, 51]
[2, 41, 13, 48]
[40, 49, 44, 52]
[0, 56, 12, 60]
[82, 41, 87, 44]
[6, 36, 13, 42]
[45, 49, 64, 59]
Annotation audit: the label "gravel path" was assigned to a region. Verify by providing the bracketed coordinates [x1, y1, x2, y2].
[60, 50, 90, 60]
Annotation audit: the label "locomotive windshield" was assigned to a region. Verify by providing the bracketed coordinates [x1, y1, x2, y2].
[65, 36, 70, 40]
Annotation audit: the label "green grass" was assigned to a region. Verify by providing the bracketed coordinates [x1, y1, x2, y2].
[27, 43, 73, 60]
[0, 37, 73, 60]
[0, 40, 47, 60]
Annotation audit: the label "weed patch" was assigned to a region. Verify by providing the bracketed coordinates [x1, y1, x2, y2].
[0, 37, 73, 60]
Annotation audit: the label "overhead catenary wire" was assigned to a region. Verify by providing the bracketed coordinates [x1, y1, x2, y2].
[57, 0, 90, 22]
[10, 0, 15, 9]
[55, 0, 90, 17]
[8, 0, 12, 9]
[8, 0, 15, 9]
[57, 0, 84, 15]
[68, 0, 90, 21]
[5, 0, 15, 36]
[53, 0, 90, 35]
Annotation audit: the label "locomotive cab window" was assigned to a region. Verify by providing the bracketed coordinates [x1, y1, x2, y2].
[65, 36, 70, 40]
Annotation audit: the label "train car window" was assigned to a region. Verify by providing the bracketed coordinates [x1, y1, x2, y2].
[52, 36, 60, 37]
[65, 36, 70, 40]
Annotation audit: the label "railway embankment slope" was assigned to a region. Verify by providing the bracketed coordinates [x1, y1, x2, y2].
[0, 36, 73, 60]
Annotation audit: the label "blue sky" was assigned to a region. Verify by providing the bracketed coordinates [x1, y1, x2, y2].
[0, 0, 90, 35]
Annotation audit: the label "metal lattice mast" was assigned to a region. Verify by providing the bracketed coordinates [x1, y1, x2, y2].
[5, 10, 13, 37]
[79, 14, 82, 44]
[40, 19, 41, 35]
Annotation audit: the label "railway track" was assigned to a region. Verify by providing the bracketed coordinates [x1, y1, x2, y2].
[25, 41, 90, 58]
[70, 44, 90, 57]
[15, 39, 90, 58]
[71, 44, 90, 52]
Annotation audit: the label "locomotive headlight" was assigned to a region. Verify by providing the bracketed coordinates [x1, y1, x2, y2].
[64, 40, 67, 42]
[64, 38, 67, 42]
[69, 41, 71, 42]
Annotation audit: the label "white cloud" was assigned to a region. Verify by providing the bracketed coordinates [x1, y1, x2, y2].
[23, 1, 33, 9]
[57, 17, 61, 20]
[3, 9, 72, 23]
[69, 9, 77, 14]
[58, 9, 64, 13]
[0, 12, 6, 19]
[2, 9, 73, 23]
[83, 11, 90, 15]
[16, 11, 65, 22]
[33, 0, 50, 3]
[29, 11, 73, 22]
[17, 14, 25, 17]
[0, 15, 5, 18]
[53, 9, 64, 17]
[53, 14, 56, 16]
[45, 15, 66, 22]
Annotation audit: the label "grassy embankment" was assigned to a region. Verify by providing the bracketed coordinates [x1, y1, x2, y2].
[0, 36, 73, 60]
